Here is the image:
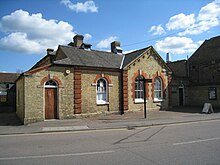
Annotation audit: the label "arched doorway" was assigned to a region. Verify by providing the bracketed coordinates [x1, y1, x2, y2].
[44, 80, 58, 119]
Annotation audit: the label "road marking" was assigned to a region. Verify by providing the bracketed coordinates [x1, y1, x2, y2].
[42, 125, 89, 131]
[173, 137, 220, 146]
[0, 150, 115, 160]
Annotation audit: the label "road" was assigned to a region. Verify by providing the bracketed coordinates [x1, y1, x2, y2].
[0, 120, 220, 165]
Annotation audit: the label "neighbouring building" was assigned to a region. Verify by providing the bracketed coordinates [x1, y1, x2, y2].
[168, 35, 220, 108]
[16, 34, 172, 124]
[0, 72, 19, 110]
[167, 60, 189, 107]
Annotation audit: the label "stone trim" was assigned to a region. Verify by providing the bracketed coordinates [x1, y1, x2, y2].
[74, 70, 82, 114]
[131, 70, 149, 101]
[93, 73, 112, 84]
[151, 72, 166, 100]
[40, 75, 62, 86]
[26, 64, 51, 75]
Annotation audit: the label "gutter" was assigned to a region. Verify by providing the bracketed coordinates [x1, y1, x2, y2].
[120, 55, 125, 69]
[120, 54, 125, 69]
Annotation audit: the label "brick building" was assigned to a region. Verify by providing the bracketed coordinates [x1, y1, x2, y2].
[168, 36, 220, 108]
[0, 72, 19, 109]
[16, 35, 171, 124]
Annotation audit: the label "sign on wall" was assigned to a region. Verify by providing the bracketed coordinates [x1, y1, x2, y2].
[208, 87, 217, 100]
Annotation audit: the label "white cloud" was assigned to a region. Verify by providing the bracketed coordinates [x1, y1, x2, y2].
[0, 9, 76, 54]
[197, 40, 204, 46]
[166, 13, 195, 30]
[0, 32, 43, 54]
[178, 18, 219, 36]
[197, 0, 220, 21]
[96, 36, 118, 49]
[84, 33, 92, 41]
[155, 36, 199, 54]
[61, 0, 98, 13]
[149, 24, 166, 35]
[179, 1, 220, 36]
[149, 1, 220, 37]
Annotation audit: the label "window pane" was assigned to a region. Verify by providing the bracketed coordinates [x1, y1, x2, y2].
[140, 91, 143, 99]
[154, 77, 162, 99]
[97, 93, 106, 101]
[45, 80, 57, 86]
[135, 91, 138, 98]
[134, 80, 144, 99]
[96, 78, 108, 102]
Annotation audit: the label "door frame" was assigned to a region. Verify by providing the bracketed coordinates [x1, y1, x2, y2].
[44, 80, 59, 120]
[178, 87, 184, 106]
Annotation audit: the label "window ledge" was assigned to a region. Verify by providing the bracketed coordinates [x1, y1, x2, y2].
[134, 99, 147, 104]
[97, 102, 109, 105]
[153, 99, 164, 102]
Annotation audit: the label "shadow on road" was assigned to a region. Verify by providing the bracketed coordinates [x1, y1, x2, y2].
[167, 106, 220, 114]
[0, 106, 22, 126]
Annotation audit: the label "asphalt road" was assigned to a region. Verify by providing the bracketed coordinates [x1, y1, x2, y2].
[0, 119, 220, 165]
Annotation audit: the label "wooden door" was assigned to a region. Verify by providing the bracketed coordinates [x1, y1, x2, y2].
[45, 88, 57, 119]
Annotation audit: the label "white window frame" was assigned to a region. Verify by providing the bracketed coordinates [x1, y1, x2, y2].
[134, 78, 145, 103]
[96, 78, 108, 104]
[154, 77, 163, 102]
[44, 80, 58, 88]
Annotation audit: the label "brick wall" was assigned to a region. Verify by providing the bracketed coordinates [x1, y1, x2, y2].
[126, 49, 169, 111]
[81, 70, 120, 114]
[123, 70, 128, 111]
[19, 66, 74, 124]
[74, 70, 82, 114]
[188, 85, 220, 108]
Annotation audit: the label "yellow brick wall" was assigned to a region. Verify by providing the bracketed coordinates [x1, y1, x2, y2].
[18, 66, 121, 124]
[81, 70, 120, 114]
[126, 49, 169, 111]
[22, 66, 74, 124]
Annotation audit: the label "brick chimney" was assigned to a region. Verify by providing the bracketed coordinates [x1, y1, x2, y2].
[73, 34, 84, 47]
[46, 48, 54, 55]
[111, 41, 122, 54]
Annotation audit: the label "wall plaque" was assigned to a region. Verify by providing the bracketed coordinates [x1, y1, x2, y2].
[208, 87, 217, 100]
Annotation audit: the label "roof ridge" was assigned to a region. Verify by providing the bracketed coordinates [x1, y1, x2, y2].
[124, 46, 151, 56]
[59, 44, 121, 56]
[58, 45, 123, 69]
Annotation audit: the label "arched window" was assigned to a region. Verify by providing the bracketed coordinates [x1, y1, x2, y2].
[135, 75, 144, 102]
[96, 78, 108, 104]
[45, 80, 58, 88]
[154, 77, 163, 101]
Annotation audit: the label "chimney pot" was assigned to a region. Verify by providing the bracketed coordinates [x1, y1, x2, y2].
[111, 41, 122, 54]
[47, 48, 54, 55]
[73, 34, 84, 48]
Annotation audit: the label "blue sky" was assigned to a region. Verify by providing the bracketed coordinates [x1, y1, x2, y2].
[0, 0, 220, 72]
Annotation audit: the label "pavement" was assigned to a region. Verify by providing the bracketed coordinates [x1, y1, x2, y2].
[1, 106, 220, 135]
